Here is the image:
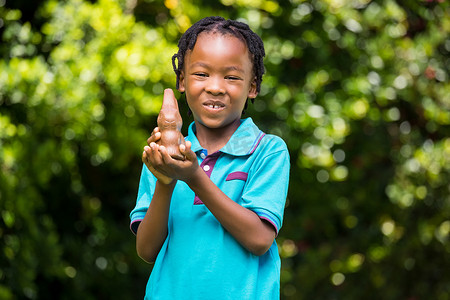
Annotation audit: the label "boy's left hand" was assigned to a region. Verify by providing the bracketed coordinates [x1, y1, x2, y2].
[148, 140, 200, 183]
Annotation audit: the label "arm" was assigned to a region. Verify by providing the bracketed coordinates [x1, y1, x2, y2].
[135, 128, 175, 263]
[186, 167, 276, 256]
[136, 180, 175, 263]
[154, 142, 276, 256]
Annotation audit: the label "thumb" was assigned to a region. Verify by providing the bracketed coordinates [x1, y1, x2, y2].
[179, 141, 196, 161]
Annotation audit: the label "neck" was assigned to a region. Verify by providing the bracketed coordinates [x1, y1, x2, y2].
[194, 120, 241, 154]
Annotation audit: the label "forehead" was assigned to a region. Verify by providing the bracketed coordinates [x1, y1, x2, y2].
[185, 32, 253, 70]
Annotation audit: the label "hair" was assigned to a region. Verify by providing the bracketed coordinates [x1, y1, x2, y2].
[172, 16, 266, 100]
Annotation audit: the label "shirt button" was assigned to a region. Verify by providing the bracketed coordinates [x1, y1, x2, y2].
[200, 153, 206, 159]
[203, 165, 210, 172]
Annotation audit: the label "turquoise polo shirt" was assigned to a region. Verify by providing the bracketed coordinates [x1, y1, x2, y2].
[130, 117, 290, 300]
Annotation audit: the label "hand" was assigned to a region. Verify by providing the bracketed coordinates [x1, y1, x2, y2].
[142, 127, 174, 185]
[168, 141, 200, 182]
[145, 140, 200, 184]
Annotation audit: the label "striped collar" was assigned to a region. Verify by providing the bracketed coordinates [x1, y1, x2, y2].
[187, 118, 265, 157]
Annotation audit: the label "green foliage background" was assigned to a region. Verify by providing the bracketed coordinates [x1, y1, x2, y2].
[0, 0, 449, 299]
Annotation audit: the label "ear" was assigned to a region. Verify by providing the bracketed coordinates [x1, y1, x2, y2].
[247, 77, 258, 99]
[178, 71, 186, 93]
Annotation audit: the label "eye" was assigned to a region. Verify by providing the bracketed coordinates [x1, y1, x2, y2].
[193, 72, 208, 77]
[226, 75, 242, 81]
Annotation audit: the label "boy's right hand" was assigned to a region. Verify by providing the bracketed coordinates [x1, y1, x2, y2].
[142, 127, 174, 185]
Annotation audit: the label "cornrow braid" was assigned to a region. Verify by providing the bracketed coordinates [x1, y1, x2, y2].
[172, 16, 265, 99]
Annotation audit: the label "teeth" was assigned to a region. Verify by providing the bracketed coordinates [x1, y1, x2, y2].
[207, 104, 221, 109]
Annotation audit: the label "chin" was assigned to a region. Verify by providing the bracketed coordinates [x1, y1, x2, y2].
[198, 120, 224, 129]
[202, 117, 241, 130]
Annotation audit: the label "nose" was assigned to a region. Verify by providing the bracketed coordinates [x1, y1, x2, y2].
[205, 76, 225, 95]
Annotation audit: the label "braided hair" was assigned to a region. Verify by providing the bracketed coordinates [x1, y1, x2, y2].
[172, 16, 265, 100]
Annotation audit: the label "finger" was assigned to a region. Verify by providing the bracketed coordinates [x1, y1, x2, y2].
[143, 146, 157, 167]
[158, 145, 174, 164]
[142, 148, 148, 163]
[153, 132, 162, 142]
[179, 143, 186, 154]
[147, 129, 161, 144]
[146, 143, 164, 167]
[143, 147, 157, 172]
[180, 141, 196, 161]
[143, 145, 153, 161]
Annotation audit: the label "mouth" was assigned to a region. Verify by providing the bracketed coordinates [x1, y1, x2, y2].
[203, 100, 225, 110]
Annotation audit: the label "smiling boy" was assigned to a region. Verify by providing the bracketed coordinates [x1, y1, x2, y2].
[130, 16, 290, 299]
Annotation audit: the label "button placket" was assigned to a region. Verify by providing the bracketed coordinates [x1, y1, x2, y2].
[200, 157, 213, 177]
[194, 152, 221, 205]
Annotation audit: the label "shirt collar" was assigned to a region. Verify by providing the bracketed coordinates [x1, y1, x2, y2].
[186, 117, 265, 156]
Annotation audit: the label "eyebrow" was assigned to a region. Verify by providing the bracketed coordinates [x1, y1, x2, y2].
[190, 62, 245, 73]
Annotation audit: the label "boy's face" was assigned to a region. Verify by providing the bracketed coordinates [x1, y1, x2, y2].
[179, 32, 257, 132]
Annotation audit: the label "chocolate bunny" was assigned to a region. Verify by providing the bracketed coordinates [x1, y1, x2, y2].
[157, 89, 186, 160]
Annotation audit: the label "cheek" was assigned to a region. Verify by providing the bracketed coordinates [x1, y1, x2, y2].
[229, 84, 250, 98]
[185, 80, 203, 93]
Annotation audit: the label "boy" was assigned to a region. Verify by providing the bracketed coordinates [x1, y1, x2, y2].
[130, 16, 290, 299]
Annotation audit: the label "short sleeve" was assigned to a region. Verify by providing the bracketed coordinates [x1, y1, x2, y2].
[241, 135, 290, 235]
[129, 165, 157, 235]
